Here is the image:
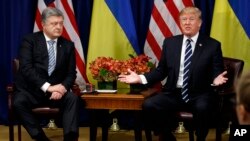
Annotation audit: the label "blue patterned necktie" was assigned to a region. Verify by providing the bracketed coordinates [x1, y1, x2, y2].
[48, 40, 56, 76]
[182, 39, 193, 103]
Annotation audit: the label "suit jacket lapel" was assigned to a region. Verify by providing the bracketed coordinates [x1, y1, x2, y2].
[38, 33, 49, 70]
[56, 37, 64, 70]
[174, 36, 184, 77]
[189, 35, 205, 73]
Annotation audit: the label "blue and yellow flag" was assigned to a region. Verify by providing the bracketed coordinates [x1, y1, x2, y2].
[87, 0, 139, 86]
[210, 0, 250, 72]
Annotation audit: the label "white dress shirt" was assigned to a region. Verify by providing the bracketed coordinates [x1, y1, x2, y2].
[176, 33, 199, 88]
[140, 32, 199, 87]
[41, 33, 58, 93]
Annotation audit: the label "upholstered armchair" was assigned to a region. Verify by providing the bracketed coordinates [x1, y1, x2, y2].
[7, 59, 80, 141]
[176, 57, 244, 141]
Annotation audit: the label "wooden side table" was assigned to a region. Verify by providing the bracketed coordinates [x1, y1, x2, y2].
[81, 88, 157, 141]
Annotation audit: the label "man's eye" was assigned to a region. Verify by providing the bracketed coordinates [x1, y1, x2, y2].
[50, 22, 63, 26]
[50, 22, 57, 26]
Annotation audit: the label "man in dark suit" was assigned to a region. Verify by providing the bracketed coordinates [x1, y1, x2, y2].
[118, 7, 228, 141]
[13, 7, 79, 141]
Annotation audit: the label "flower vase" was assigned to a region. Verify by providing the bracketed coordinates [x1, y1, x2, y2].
[130, 84, 146, 93]
[98, 81, 117, 90]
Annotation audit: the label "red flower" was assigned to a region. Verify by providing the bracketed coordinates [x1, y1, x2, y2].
[89, 55, 153, 81]
[120, 55, 153, 74]
[89, 57, 121, 82]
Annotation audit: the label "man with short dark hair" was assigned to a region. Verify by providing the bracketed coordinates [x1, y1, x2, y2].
[13, 7, 79, 141]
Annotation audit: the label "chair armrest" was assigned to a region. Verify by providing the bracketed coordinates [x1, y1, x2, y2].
[32, 107, 59, 114]
[71, 83, 81, 96]
[6, 84, 16, 123]
[177, 112, 193, 120]
[141, 88, 160, 99]
[6, 84, 14, 111]
[213, 84, 235, 96]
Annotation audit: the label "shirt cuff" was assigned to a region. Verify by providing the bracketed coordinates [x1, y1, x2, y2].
[139, 75, 148, 84]
[41, 82, 51, 93]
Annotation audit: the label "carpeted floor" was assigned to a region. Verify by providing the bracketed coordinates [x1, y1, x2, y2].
[0, 125, 230, 141]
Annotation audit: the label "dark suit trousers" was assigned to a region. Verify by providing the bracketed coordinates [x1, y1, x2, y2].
[13, 90, 79, 139]
[142, 89, 217, 141]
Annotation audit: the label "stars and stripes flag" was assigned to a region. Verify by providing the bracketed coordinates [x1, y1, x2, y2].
[33, 0, 88, 86]
[144, 0, 194, 65]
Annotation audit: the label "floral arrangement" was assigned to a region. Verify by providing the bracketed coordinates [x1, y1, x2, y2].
[89, 57, 121, 82]
[119, 54, 154, 75]
[89, 55, 154, 82]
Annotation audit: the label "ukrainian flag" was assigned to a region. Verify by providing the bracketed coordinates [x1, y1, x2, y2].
[87, 0, 139, 86]
[210, 0, 250, 72]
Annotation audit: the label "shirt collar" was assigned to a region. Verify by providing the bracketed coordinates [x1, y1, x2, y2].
[43, 33, 58, 43]
[183, 32, 199, 43]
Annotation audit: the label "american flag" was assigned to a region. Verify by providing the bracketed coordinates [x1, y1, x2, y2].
[144, 0, 194, 65]
[33, 0, 88, 86]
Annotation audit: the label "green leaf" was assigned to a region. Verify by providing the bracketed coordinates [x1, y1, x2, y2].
[99, 68, 108, 77]
[128, 54, 134, 58]
[147, 61, 154, 69]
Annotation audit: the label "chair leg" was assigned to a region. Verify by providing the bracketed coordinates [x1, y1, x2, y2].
[89, 126, 97, 141]
[9, 122, 22, 141]
[188, 130, 194, 141]
[18, 124, 22, 141]
[134, 128, 142, 141]
[9, 123, 14, 141]
[216, 126, 222, 141]
[216, 110, 222, 141]
[145, 129, 152, 141]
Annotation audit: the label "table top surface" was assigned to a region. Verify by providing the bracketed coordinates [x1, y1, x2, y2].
[81, 88, 158, 99]
[80, 88, 158, 110]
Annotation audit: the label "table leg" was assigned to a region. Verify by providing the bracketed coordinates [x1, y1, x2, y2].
[145, 129, 152, 141]
[90, 126, 97, 141]
[89, 110, 110, 141]
[134, 111, 143, 141]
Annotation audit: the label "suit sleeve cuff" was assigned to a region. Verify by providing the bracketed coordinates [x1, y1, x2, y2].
[139, 75, 148, 84]
[41, 82, 51, 93]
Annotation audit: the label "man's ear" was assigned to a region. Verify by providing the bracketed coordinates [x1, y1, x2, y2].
[237, 105, 245, 123]
[237, 104, 249, 124]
